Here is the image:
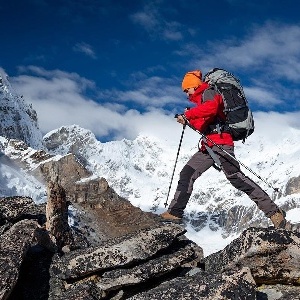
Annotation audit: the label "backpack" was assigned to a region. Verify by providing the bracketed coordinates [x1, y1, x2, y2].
[203, 68, 254, 142]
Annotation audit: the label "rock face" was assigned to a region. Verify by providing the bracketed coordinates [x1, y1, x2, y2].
[70, 177, 160, 241]
[285, 175, 300, 196]
[36, 153, 92, 193]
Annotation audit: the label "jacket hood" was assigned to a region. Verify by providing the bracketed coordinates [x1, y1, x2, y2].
[188, 82, 209, 104]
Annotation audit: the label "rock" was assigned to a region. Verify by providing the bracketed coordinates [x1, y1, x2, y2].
[0, 196, 45, 225]
[257, 284, 300, 300]
[7, 245, 54, 300]
[1, 182, 300, 299]
[35, 153, 92, 193]
[204, 227, 300, 285]
[95, 242, 197, 294]
[53, 281, 103, 300]
[128, 267, 256, 300]
[49, 227, 202, 299]
[51, 223, 187, 280]
[46, 180, 73, 251]
[0, 219, 39, 300]
[285, 175, 300, 196]
[70, 178, 160, 242]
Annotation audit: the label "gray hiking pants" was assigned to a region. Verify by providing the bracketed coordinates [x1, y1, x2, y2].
[168, 145, 279, 219]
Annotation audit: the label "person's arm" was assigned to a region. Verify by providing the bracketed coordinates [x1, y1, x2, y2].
[184, 93, 221, 120]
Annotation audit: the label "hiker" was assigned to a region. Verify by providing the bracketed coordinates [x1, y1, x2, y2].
[161, 70, 296, 231]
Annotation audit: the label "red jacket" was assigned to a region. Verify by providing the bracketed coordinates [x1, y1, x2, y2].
[184, 82, 234, 148]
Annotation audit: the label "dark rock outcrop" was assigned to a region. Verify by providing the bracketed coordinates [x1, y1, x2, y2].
[257, 284, 300, 300]
[129, 267, 256, 300]
[204, 227, 300, 285]
[49, 224, 202, 300]
[0, 219, 40, 300]
[0, 196, 45, 226]
[51, 223, 187, 280]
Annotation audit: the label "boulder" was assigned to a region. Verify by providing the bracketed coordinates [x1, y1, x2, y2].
[128, 267, 256, 300]
[70, 177, 160, 241]
[51, 223, 188, 280]
[257, 284, 300, 300]
[0, 219, 39, 300]
[204, 227, 300, 285]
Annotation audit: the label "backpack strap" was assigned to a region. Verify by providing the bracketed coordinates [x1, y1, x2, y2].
[201, 141, 222, 171]
[201, 87, 229, 135]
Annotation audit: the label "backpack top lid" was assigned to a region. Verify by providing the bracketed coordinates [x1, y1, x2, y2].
[203, 68, 243, 91]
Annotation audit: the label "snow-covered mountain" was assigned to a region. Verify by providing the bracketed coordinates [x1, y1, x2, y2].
[1, 69, 300, 256]
[0, 68, 44, 150]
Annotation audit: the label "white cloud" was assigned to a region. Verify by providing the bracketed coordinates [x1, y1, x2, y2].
[11, 67, 184, 141]
[130, 2, 186, 41]
[9, 20, 300, 143]
[175, 22, 300, 108]
[185, 22, 300, 81]
[244, 86, 282, 106]
[73, 42, 97, 59]
[99, 72, 182, 107]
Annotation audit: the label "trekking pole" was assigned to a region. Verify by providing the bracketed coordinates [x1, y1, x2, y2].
[182, 116, 281, 194]
[164, 123, 186, 208]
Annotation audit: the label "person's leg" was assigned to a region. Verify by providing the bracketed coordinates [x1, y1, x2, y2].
[214, 145, 300, 231]
[214, 145, 280, 218]
[163, 151, 214, 219]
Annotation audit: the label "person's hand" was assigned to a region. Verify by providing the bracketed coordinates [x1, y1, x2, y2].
[176, 114, 186, 125]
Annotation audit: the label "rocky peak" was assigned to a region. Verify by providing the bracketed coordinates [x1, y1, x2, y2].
[0, 68, 44, 150]
[0, 70, 12, 95]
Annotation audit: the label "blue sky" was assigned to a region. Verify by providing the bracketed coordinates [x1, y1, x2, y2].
[1, 0, 300, 142]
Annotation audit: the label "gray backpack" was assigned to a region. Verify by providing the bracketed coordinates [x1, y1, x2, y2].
[203, 68, 254, 142]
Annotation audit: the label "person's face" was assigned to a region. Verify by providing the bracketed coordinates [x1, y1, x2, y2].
[183, 87, 195, 96]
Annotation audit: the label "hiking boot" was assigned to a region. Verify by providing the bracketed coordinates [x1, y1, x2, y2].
[160, 211, 183, 224]
[270, 209, 300, 232]
[270, 209, 287, 229]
